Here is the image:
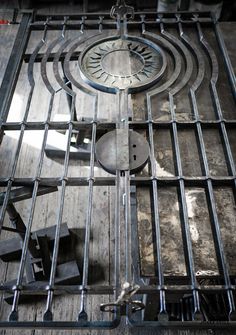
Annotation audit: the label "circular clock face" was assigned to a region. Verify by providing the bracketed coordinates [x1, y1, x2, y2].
[79, 36, 166, 92]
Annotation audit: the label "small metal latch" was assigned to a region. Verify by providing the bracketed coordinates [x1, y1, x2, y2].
[100, 282, 145, 315]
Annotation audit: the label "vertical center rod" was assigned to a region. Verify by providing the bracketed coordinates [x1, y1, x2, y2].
[117, 89, 131, 282]
[116, 88, 133, 315]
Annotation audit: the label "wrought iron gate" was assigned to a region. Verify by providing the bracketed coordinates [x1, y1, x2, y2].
[0, 1, 236, 330]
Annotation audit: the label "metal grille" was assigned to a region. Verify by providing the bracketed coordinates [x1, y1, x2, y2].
[0, 4, 236, 330]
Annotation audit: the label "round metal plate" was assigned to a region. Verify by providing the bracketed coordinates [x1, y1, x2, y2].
[96, 130, 149, 175]
[79, 36, 167, 93]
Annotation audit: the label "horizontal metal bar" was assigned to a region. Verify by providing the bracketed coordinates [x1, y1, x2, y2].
[0, 284, 235, 295]
[0, 177, 116, 187]
[128, 320, 236, 329]
[30, 22, 116, 30]
[24, 51, 81, 63]
[0, 319, 234, 330]
[0, 320, 119, 330]
[29, 18, 213, 31]
[1, 121, 115, 130]
[1, 120, 236, 131]
[0, 176, 235, 187]
[33, 11, 213, 21]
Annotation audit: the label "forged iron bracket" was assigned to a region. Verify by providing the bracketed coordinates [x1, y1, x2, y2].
[110, 0, 134, 20]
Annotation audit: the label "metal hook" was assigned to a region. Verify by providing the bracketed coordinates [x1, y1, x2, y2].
[100, 282, 145, 315]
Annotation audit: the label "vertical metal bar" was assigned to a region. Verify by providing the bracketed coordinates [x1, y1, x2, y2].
[148, 19, 200, 320]
[108, 8, 120, 315]
[0, 120, 28, 236]
[169, 94, 201, 319]
[214, 21, 236, 101]
[142, 17, 170, 320]
[124, 92, 131, 287]
[123, 15, 128, 37]
[117, 86, 134, 322]
[118, 89, 131, 287]
[43, 100, 73, 320]
[0, 13, 32, 122]
[179, 20, 236, 320]
[114, 170, 121, 302]
[0, 13, 33, 240]
[159, 19, 201, 319]
[9, 22, 52, 321]
[111, 91, 123, 319]
[197, 20, 236, 319]
[78, 95, 98, 320]
[196, 21, 236, 180]
[42, 18, 81, 321]
[98, 16, 104, 33]
[83, 0, 88, 13]
[124, 170, 131, 284]
[146, 92, 167, 320]
[54, 20, 102, 322]
[80, 16, 86, 34]
[130, 185, 141, 283]
[0, 28, 48, 240]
